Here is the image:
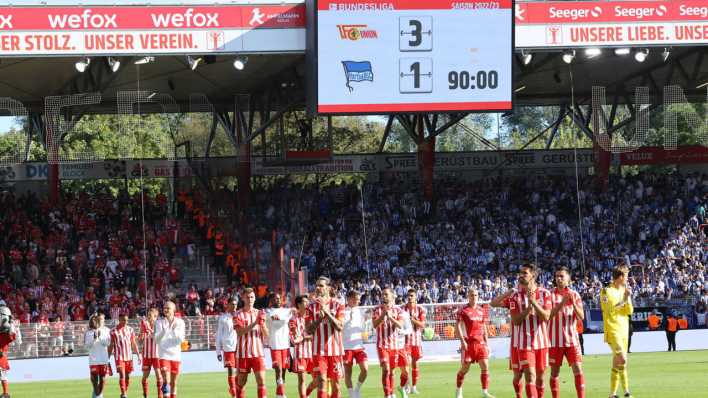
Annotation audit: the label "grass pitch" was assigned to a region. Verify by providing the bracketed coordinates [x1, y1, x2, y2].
[13, 351, 708, 398]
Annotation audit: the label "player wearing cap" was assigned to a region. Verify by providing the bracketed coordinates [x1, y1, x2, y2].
[234, 287, 269, 398]
[455, 288, 495, 398]
[306, 276, 345, 398]
[403, 289, 425, 395]
[216, 297, 239, 397]
[140, 308, 162, 398]
[85, 313, 111, 398]
[549, 267, 585, 398]
[155, 301, 186, 398]
[372, 288, 408, 398]
[109, 313, 141, 398]
[267, 293, 294, 398]
[343, 290, 368, 398]
[290, 295, 317, 398]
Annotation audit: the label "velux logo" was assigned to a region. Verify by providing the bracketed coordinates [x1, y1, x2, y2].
[47, 9, 117, 29]
[0, 15, 13, 29]
[150, 8, 220, 28]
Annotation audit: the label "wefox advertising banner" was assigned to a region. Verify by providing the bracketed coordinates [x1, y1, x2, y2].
[515, 0, 708, 48]
[0, 3, 305, 55]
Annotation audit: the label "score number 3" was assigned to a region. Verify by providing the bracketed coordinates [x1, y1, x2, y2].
[399, 17, 432, 52]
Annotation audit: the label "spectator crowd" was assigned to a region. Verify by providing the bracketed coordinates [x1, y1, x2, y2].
[0, 171, 706, 358]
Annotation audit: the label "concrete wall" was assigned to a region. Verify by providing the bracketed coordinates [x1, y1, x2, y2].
[9, 330, 708, 383]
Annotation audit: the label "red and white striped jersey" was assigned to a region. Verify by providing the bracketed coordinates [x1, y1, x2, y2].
[110, 325, 135, 362]
[140, 319, 158, 359]
[306, 299, 345, 357]
[549, 288, 582, 348]
[403, 304, 426, 347]
[233, 308, 265, 359]
[289, 313, 312, 359]
[509, 288, 552, 350]
[373, 305, 404, 350]
[457, 305, 488, 343]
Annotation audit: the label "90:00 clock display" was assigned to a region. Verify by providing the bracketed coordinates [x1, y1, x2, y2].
[448, 70, 499, 90]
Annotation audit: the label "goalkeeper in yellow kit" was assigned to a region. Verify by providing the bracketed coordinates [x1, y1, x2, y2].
[600, 265, 634, 398]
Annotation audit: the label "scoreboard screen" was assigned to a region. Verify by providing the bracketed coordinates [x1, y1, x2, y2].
[309, 0, 513, 114]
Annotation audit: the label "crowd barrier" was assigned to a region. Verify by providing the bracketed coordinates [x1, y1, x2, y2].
[8, 330, 708, 383]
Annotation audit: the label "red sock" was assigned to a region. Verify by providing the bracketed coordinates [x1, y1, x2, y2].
[1, 380, 8, 394]
[383, 372, 392, 395]
[239, 384, 246, 398]
[480, 372, 489, 390]
[276, 382, 285, 396]
[306, 383, 316, 397]
[170, 393, 176, 398]
[331, 389, 339, 398]
[258, 385, 267, 398]
[157, 378, 164, 398]
[550, 377, 560, 398]
[227, 376, 235, 397]
[574, 374, 585, 398]
[525, 383, 538, 398]
[456, 371, 465, 388]
[400, 372, 409, 387]
[317, 388, 328, 398]
[120, 378, 127, 394]
[412, 368, 419, 386]
[537, 380, 545, 398]
[388, 372, 394, 393]
[142, 379, 149, 396]
[513, 379, 523, 398]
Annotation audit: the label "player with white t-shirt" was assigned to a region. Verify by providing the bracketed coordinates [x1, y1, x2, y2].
[343, 290, 368, 398]
[155, 301, 186, 398]
[85, 313, 111, 398]
[216, 297, 239, 397]
[267, 293, 294, 398]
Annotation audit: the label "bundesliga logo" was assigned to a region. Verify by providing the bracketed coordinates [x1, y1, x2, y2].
[337, 24, 378, 40]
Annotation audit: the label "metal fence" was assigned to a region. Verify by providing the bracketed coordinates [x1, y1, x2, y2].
[8, 302, 510, 360]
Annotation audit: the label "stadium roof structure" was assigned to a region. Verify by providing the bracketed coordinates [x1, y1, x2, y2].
[1, 47, 704, 113]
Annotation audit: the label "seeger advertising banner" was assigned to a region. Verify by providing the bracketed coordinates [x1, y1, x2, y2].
[515, 0, 708, 48]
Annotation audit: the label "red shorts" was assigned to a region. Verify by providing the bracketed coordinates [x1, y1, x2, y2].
[159, 359, 181, 375]
[549, 346, 582, 367]
[377, 348, 407, 368]
[344, 349, 368, 366]
[313, 355, 343, 380]
[89, 364, 109, 377]
[238, 357, 266, 373]
[407, 345, 423, 361]
[395, 349, 409, 368]
[292, 357, 314, 374]
[115, 360, 134, 374]
[461, 341, 489, 364]
[142, 358, 160, 372]
[271, 349, 291, 369]
[223, 351, 237, 368]
[511, 348, 548, 371]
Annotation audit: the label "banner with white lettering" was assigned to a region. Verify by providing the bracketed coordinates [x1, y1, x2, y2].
[515, 0, 708, 48]
[0, 150, 596, 181]
[0, 4, 305, 55]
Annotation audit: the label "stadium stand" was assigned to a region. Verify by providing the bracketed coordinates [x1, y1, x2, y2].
[1, 172, 706, 359]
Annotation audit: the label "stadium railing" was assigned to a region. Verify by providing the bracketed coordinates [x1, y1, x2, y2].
[8, 302, 510, 360]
